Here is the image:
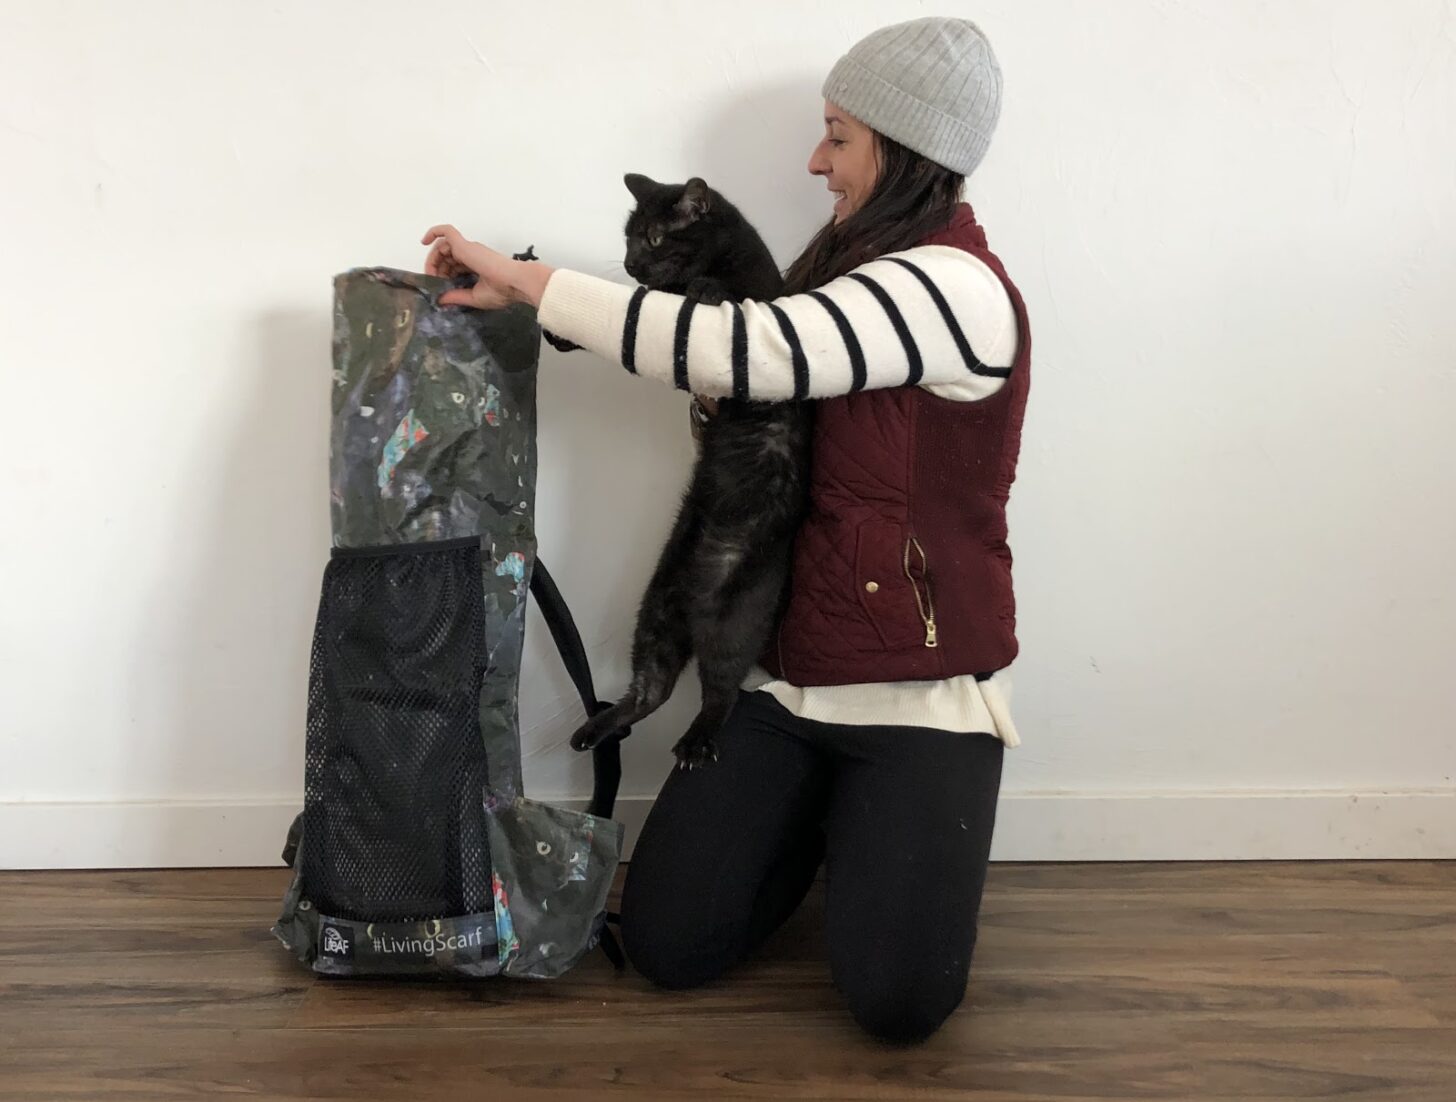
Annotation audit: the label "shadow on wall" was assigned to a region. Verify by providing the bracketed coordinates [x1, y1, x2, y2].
[692, 75, 830, 269]
[124, 80, 837, 827]
[128, 310, 329, 861]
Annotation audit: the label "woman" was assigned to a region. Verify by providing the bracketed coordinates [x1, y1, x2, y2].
[425, 17, 1029, 1044]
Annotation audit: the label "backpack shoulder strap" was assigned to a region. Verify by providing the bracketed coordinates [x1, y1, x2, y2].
[528, 557, 625, 819]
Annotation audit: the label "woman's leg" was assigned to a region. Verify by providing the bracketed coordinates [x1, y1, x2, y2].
[620, 691, 830, 989]
[822, 725, 1003, 1043]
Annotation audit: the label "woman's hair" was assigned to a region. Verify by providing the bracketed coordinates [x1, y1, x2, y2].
[782, 131, 965, 294]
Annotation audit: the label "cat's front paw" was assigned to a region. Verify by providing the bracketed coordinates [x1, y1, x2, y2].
[684, 278, 728, 307]
[570, 715, 611, 752]
[671, 733, 719, 770]
[542, 328, 581, 353]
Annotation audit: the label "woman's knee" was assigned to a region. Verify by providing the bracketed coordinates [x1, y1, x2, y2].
[840, 967, 967, 1043]
[832, 931, 976, 1044]
[620, 868, 744, 990]
[621, 932, 721, 990]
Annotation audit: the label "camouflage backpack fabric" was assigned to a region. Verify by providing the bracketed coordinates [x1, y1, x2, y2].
[273, 268, 624, 979]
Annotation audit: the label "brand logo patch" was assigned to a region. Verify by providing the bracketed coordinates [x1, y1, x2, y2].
[320, 924, 354, 959]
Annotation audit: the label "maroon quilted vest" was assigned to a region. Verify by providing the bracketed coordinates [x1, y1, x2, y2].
[762, 203, 1031, 685]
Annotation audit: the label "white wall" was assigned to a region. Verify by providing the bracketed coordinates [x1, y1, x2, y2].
[3, 0, 1453, 867]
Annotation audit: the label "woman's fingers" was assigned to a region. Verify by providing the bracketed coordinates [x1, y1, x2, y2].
[424, 225, 486, 282]
[438, 285, 510, 311]
[423, 226, 459, 277]
[425, 237, 473, 280]
[421, 224, 462, 247]
[421, 225, 527, 309]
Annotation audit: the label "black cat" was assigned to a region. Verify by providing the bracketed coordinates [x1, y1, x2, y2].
[569, 174, 812, 767]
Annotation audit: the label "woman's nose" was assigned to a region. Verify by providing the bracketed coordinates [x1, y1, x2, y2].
[808, 142, 829, 177]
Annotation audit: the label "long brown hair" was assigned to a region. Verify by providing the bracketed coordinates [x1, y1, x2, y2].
[782, 132, 965, 294]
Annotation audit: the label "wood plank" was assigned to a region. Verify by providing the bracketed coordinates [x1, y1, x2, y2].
[4, 1023, 1456, 1101]
[0, 863, 1453, 1101]
[0, 980, 308, 1031]
[0, 868, 295, 928]
[0, 872, 307, 1031]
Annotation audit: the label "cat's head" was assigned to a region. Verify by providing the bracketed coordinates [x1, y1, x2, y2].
[622, 173, 727, 290]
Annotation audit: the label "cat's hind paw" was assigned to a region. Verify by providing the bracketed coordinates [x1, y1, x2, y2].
[671, 734, 719, 770]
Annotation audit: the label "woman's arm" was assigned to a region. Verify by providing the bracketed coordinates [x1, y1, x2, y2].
[422, 227, 1016, 401]
[540, 245, 1016, 401]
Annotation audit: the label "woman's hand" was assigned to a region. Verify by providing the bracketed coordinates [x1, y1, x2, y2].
[421, 225, 554, 309]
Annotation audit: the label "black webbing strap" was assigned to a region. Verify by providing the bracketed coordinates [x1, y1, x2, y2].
[528, 556, 626, 820]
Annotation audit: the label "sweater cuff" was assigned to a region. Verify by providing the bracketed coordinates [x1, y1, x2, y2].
[536, 268, 632, 362]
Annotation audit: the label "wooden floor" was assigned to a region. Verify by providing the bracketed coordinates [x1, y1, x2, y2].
[0, 863, 1452, 1101]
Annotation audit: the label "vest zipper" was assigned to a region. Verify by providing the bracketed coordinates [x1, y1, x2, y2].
[902, 536, 938, 648]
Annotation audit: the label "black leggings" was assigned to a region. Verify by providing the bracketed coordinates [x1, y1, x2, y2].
[620, 690, 1003, 1043]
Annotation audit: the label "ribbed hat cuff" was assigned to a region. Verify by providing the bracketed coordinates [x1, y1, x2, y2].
[822, 54, 991, 177]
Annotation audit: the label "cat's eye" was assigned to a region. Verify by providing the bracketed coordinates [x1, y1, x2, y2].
[648, 229, 664, 247]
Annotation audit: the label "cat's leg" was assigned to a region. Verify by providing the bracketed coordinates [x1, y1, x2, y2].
[569, 504, 700, 751]
[673, 548, 789, 768]
[683, 278, 728, 306]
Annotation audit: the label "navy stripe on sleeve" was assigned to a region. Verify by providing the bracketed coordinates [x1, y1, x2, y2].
[883, 257, 1011, 379]
[766, 303, 810, 400]
[808, 290, 868, 392]
[621, 286, 648, 374]
[847, 272, 924, 386]
[729, 303, 749, 400]
[671, 298, 696, 391]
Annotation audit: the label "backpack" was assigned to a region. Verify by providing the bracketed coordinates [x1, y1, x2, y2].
[273, 267, 626, 978]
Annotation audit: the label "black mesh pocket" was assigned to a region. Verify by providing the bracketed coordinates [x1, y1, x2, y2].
[301, 537, 490, 922]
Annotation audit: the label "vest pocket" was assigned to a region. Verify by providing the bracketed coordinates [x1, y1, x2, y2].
[855, 521, 936, 650]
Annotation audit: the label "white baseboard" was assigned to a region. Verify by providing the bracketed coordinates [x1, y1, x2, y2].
[2, 788, 1452, 870]
[987, 788, 1456, 861]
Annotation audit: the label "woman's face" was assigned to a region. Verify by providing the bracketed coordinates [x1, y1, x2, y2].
[808, 101, 880, 223]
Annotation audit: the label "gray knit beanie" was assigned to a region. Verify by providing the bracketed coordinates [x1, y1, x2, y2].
[822, 16, 1002, 177]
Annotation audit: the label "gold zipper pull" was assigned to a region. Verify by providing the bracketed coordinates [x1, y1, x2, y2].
[903, 535, 939, 649]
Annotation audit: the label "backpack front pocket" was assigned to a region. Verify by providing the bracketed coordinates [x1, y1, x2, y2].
[301, 536, 491, 924]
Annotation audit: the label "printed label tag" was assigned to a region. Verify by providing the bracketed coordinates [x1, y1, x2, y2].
[313, 912, 497, 970]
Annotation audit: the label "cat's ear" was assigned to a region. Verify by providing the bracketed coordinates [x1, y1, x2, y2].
[624, 173, 658, 203]
[677, 177, 713, 220]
